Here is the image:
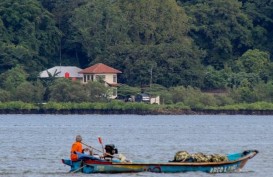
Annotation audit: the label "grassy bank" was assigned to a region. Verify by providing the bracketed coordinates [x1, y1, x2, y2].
[1, 101, 273, 115]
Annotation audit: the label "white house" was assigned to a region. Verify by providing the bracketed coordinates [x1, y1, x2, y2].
[79, 63, 122, 99]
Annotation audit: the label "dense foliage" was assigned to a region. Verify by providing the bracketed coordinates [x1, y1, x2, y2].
[1, 0, 273, 108]
[0, 0, 61, 77]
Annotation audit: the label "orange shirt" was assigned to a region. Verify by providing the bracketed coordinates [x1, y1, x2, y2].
[70, 142, 83, 161]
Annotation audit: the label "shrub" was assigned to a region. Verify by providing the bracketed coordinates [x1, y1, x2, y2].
[0, 89, 11, 102]
[0, 101, 38, 110]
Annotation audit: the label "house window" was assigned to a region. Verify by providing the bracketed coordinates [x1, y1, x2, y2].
[84, 75, 87, 83]
[87, 75, 90, 81]
[113, 75, 117, 83]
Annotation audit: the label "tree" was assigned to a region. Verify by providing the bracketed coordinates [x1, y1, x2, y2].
[0, 0, 61, 74]
[49, 78, 109, 102]
[234, 49, 272, 83]
[0, 89, 11, 102]
[241, 1, 273, 57]
[231, 86, 257, 103]
[71, 0, 205, 87]
[235, 49, 270, 72]
[84, 81, 109, 102]
[49, 78, 87, 102]
[227, 72, 260, 89]
[118, 84, 141, 98]
[39, 0, 87, 66]
[203, 66, 228, 89]
[13, 81, 45, 103]
[118, 0, 189, 45]
[180, 0, 253, 69]
[0, 65, 28, 92]
[253, 82, 273, 102]
[71, 0, 129, 64]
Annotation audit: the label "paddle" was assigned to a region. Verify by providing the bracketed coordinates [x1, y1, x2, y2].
[98, 136, 105, 154]
[81, 142, 103, 153]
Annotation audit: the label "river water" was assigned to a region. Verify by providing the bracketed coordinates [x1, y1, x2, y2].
[0, 115, 272, 177]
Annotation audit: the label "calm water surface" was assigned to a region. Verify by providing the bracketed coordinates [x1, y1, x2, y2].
[0, 115, 272, 177]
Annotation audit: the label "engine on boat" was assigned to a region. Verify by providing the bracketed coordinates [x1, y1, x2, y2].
[105, 144, 118, 157]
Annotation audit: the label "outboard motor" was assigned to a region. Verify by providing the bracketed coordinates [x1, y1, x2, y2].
[104, 144, 118, 158]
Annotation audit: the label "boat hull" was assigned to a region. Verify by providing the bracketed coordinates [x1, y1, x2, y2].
[62, 150, 258, 174]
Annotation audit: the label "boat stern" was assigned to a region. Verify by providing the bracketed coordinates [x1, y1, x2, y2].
[62, 159, 82, 172]
[62, 159, 72, 166]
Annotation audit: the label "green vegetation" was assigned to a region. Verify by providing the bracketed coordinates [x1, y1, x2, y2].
[1, 0, 273, 112]
[1, 100, 273, 113]
[0, 101, 39, 110]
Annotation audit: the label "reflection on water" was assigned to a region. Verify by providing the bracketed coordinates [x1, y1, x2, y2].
[0, 114, 272, 177]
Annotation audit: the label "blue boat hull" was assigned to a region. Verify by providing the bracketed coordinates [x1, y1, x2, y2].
[62, 150, 258, 174]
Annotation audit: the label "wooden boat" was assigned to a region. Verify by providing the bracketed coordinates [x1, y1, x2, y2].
[62, 149, 258, 173]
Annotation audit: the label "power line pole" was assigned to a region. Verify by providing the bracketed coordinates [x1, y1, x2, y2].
[150, 65, 153, 87]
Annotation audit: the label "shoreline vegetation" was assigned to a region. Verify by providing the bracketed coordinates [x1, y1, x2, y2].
[1, 101, 273, 115]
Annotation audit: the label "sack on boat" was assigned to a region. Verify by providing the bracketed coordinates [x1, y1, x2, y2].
[118, 154, 127, 162]
[211, 154, 228, 162]
[173, 151, 228, 163]
[173, 151, 191, 162]
[191, 153, 211, 162]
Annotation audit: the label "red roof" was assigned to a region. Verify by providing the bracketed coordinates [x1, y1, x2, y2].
[79, 63, 122, 74]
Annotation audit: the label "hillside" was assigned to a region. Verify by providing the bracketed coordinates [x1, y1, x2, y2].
[0, 0, 273, 106]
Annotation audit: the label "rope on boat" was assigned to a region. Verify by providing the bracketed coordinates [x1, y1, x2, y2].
[70, 164, 87, 173]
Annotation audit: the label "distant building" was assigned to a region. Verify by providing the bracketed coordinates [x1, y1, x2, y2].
[79, 63, 122, 99]
[135, 93, 151, 103]
[135, 93, 160, 105]
[150, 96, 160, 105]
[39, 66, 82, 80]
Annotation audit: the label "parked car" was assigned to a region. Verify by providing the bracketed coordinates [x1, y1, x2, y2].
[135, 93, 150, 103]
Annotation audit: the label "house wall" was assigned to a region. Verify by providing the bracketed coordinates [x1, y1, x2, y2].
[82, 73, 117, 84]
[82, 73, 118, 99]
[95, 73, 117, 84]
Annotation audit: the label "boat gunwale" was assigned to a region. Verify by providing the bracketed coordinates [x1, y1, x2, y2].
[101, 150, 258, 167]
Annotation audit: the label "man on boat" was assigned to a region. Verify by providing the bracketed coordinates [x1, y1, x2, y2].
[71, 135, 84, 161]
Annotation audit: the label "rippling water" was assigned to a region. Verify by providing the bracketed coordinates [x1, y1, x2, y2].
[0, 114, 272, 177]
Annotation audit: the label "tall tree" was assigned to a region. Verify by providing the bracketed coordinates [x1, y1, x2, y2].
[241, 0, 273, 58]
[179, 0, 253, 69]
[234, 49, 272, 83]
[71, 0, 129, 65]
[71, 0, 205, 87]
[0, 0, 61, 75]
[39, 0, 87, 66]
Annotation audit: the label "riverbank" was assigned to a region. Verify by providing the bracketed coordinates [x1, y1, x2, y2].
[1, 108, 273, 115]
[1, 101, 273, 115]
